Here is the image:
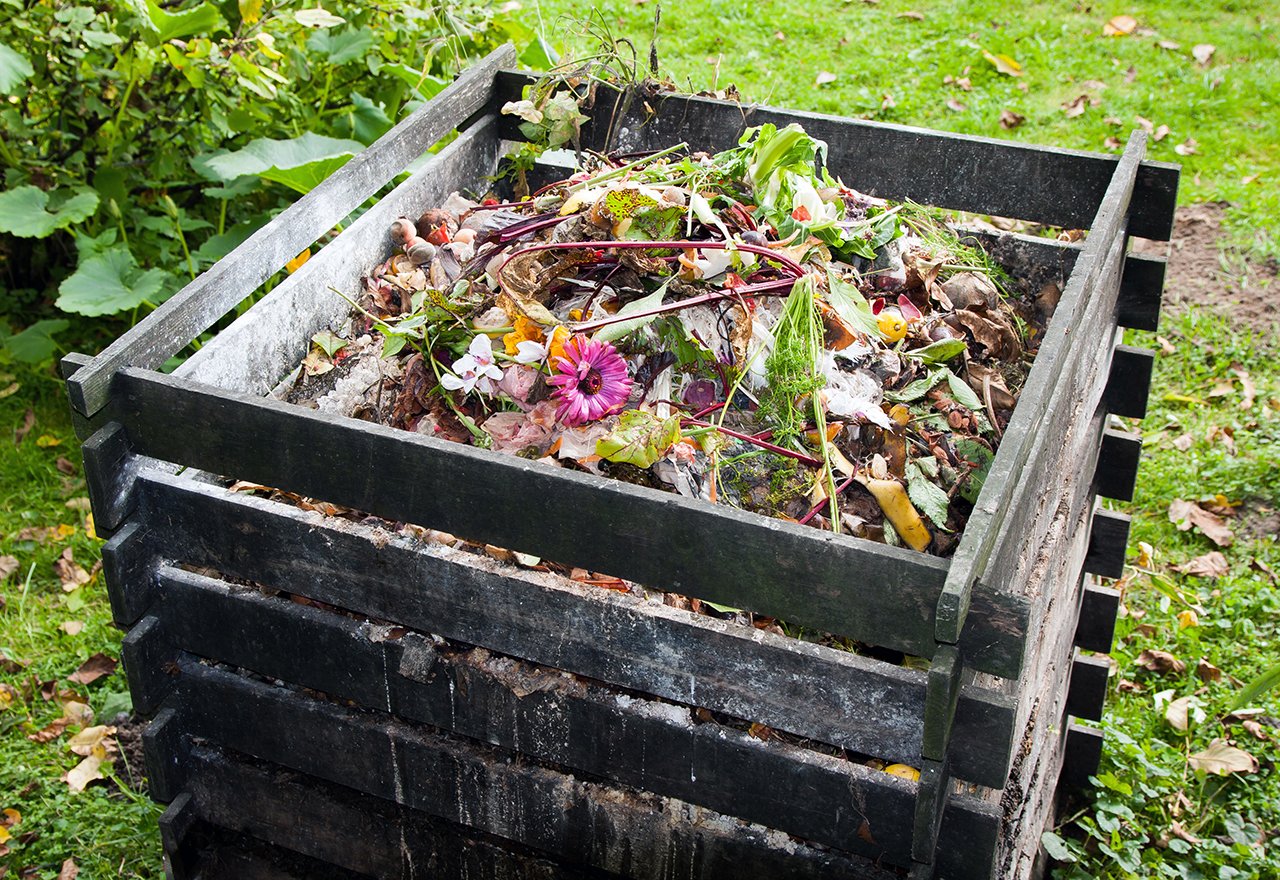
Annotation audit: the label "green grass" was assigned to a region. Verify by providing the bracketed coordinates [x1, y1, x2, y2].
[0, 2, 1277, 877]
[0, 364, 161, 877]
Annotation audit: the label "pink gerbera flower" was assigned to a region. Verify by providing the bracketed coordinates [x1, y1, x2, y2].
[547, 336, 633, 426]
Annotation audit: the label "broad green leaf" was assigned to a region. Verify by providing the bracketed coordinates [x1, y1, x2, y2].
[824, 267, 880, 339]
[145, 0, 225, 41]
[294, 6, 344, 27]
[307, 26, 374, 65]
[3, 320, 69, 363]
[346, 92, 393, 144]
[1040, 832, 1076, 864]
[596, 410, 682, 469]
[191, 223, 256, 267]
[201, 133, 365, 194]
[593, 283, 669, 343]
[945, 369, 984, 411]
[378, 61, 447, 99]
[954, 437, 994, 503]
[906, 462, 950, 529]
[57, 247, 173, 316]
[885, 368, 945, 404]
[905, 337, 967, 364]
[0, 187, 99, 238]
[0, 43, 34, 92]
[311, 330, 347, 357]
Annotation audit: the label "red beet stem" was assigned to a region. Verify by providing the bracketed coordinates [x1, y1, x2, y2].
[797, 474, 857, 526]
[680, 418, 823, 467]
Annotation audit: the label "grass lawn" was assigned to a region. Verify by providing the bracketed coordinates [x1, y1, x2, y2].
[2, 1, 1277, 877]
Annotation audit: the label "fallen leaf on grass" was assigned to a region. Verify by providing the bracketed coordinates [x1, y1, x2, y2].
[1137, 649, 1186, 674]
[28, 717, 72, 744]
[1235, 368, 1256, 410]
[1177, 609, 1199, 629]
[1165, 695, 1203, 731]
[14, 409, 36, 445]
[1172, 433, 1193, 451]
[55, 457, 77, 475]
[67, 724, 116, 757]
[1192, 44, 1216, 66]
[64, 497, 91, 512]
[1242, 720, 1270, 740]
[946, 98, 968, 112]
[1103, 14, 1138, 36]
[943, 75, 972, 91]
[1104, 136, 1123, 150]
[1242, 173, 1261, 185]
[981, 49, 1022, 76]
[1175, 551, 1228, 578]
[1168, 499, 1234, 547]
[1251, 559, 1278, 584]
[1188, 738, 1258, 775]
[814, 71, 837, 86]
[0, 555, 18, 581]
[1152, 124, 1170, 142]
[64, 754, 105, 792]
[1174, 138, 1198, 156]
[1156, 39, 1181, 51]
[54, 548, 90, 592]
[897, 10, 924, 20]
[36, 434, 62, 448]
[1062, 95, 1089, 118]
[1196, 658, 1222, 682]
[58, 859, 78, 880]
[67, 653, 118, 686]
[59, 621, 84, 636]
[999, 109, 1025, 129]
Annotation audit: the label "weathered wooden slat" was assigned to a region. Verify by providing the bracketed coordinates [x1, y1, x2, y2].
[935, 131, 1145, 652]
[143, 566, 1000, 873]
[181, 747, 603, 880]
[177, 114, 504, 398]
[81, 422, 137, 538]
[1066, 651, 1112, 722]
[127, 471, 1015, 787]
[110, 372, 1029, 678]
[66, 45, 516, 419]
[142, 706, 189, 803]
[492, 72, 1179, 241]
[1094, 428, 1142, 502]
[170, 661, 902, 880]
[100, 521, 153, 626]
[1118, 252, 1166, 332]
[910, 756, 950, 866]
[1076, 583, 1121, 654]
[1105, 345, 1156, 420]
[121, 615, 172, 717]
[1060, 723, 1104, 790]
[1084, 509, 1131, 580]
[158, 794, 201, 880]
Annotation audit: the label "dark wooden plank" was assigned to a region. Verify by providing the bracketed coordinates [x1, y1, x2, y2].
[130, 472, 1015, 788]
[172, 662, 902, 880]
[158, 793, 200, 880]
[910, 756, 950, 866]
[492, 72, 1179, 241]
[142, 706, 190, 803]
[1094, 428, 1142, 502]
[66, 45, 516, 419]
[147, 566, 1000, 872]
[1118, 252, 1166, 332]
[122, 615, 174, 717]
[81, 421, 137, 537]
[936, 132, 1146, 651]
[1059, 723, 1104, 790]
[60, 353, 100, 442]
[100, 521, 154, 627]
[177, 113, 504, 398]
[180, 829, 373, 880]
[921, 645, 962, 761]
[1076, 583, 1121, 654]
[111, 371, 1029, 678]
[1066, 651, 1112, 722]
[1084, 509, 1131, 580]
[1105, 344, 1156, 420]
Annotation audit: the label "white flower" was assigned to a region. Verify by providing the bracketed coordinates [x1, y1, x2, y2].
[441, 334, 504, 395]
[512, 338, 550, 365]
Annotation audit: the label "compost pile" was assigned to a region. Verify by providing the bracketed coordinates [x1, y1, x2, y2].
[289, 122, 1043, 557]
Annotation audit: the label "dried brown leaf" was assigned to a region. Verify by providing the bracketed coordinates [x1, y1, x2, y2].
[946, 98, 968, 113]
[1188, 738, 1258, 775]
[1196, 658, 1222, 682]
[1104, 136, 1123, 150]
[999, 109, 1025, 129]
[1153, 124, 1170, 142]
[814, 71, 837, 86]
[67, 653, 118, 686]
[1165, 695, 1195, 731]
[1136, 649, 1186, 675]
[1156, 39, 1181, 50]
[1062, 94, 1088, 118]
[1174, 137, 1198, 156]
[0, 555, 18, 581]
[1192, 43, 1216, 66]
[1175, 551, 1229, 579]
[59, 620, 84, 636]
[1235, 368, 1256, 410]
[67, 724, 116, 757]
[63, 753, 105, 792]
[15, 409, 36, 445]
[55, 457, 76, 476]
[1242, 720, 1270, 741]
[54, 548, 90, 592]
[1134, 115, 1154, 133]
[58, 859, 78, 880]
[897, 10, 924, 20]
[1172, 433, 1193, 452]
[1168, 499, 1234, 547]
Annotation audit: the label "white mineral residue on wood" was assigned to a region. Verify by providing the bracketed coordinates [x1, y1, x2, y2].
[612, 693, 693, 728]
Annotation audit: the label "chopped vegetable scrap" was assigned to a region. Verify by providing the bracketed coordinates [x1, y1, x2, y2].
[290, 121, 1047, 556]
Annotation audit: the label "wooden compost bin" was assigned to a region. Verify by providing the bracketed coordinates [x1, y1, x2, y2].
[65, 46, 1177, 880]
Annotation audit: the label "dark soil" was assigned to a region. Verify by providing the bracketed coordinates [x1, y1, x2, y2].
[1134, 202, 1280, 340]
[111, 712, 149, 795]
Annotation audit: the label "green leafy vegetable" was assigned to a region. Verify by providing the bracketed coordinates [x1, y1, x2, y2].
[596, 410, 682, 468]
[906, 337, 967, 364]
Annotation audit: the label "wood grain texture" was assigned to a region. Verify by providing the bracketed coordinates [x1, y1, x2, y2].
[81, 422, 137, 537]
[169, 662, 905, 880]
[176, 114, 503, 398]
[109, 371, 1029, 678]
[125, 471, 1016, 787]
[66, 45, 515, 418]
[935, 132, 1145, 656]
[141, 566, 1000, 876]
[492, 72, 1179, 240]
[100, 521, 153, 627]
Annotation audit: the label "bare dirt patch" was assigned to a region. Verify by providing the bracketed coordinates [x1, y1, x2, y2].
[1134, 202, 1280, 340]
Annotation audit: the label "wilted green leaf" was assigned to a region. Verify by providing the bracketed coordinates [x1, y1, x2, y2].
[145, 0, 225, 40]
[2, 320, 70, 363]
[945, 369, 984, 411]
[0, 42, 35, 92]
[57, 247, 174, 316]
[0, 187, 99, 238]
[596, 410, 682, 468]
[200, 133, 365, 194]
[905, 337, 967, 364]
[906, 462, 950, 529]
[593, 284, 669, 343]
[311, 330, 347, 357]
[885, 368, 945, 404]
[825, 267, 882, 339]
